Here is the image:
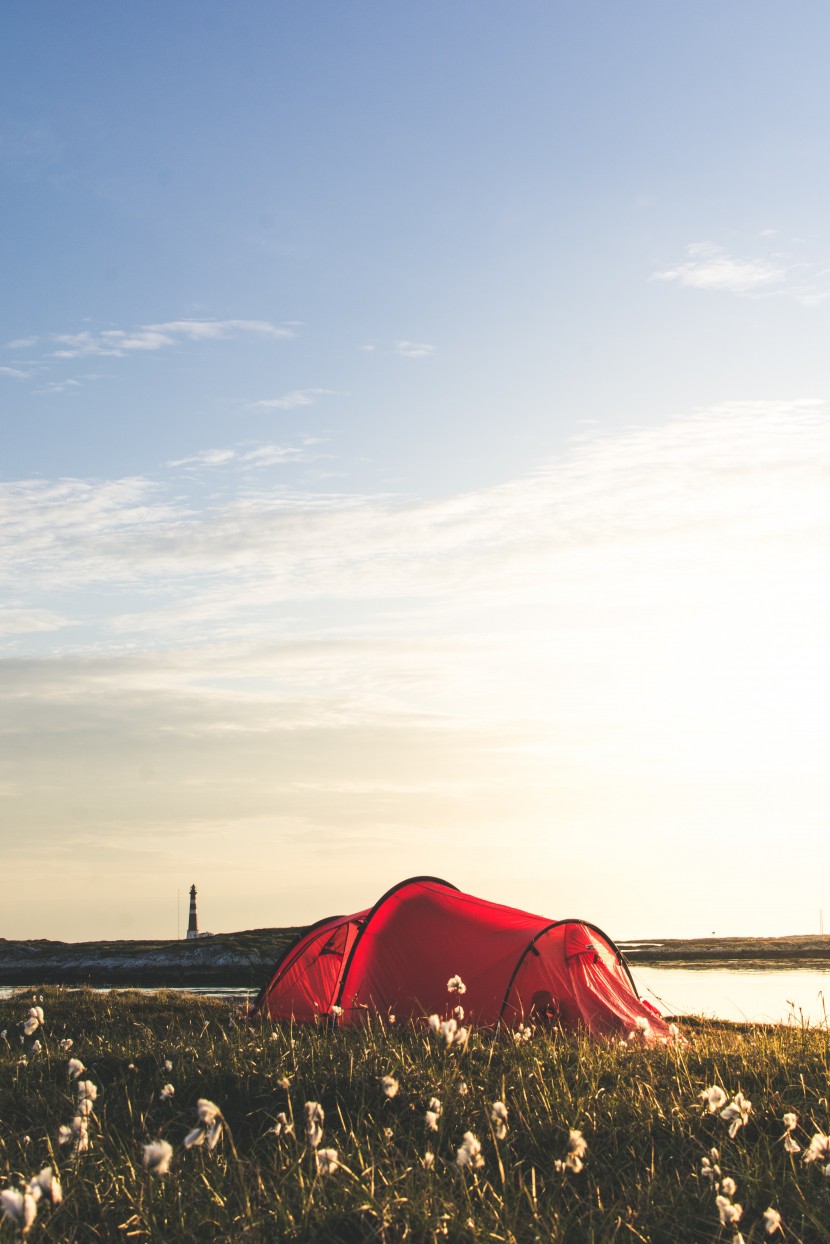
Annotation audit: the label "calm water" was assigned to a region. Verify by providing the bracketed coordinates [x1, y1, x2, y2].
[633, 965, 830, 1025]
[3, 969, 829, 1025]
[0, 985, 252, 1003]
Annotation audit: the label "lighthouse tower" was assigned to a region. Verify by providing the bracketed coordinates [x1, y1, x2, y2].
[186, 884, 199, 939]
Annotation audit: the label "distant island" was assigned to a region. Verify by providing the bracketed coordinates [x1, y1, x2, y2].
[619, 934, 830, 970]
[2, 930, 830, 989]
[0, 927, 302, 987]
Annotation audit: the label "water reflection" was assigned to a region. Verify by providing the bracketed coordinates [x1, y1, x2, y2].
[634, 964, 830, 1026]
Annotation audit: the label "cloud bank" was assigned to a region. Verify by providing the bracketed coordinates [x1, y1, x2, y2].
[3, 401, 829, 939]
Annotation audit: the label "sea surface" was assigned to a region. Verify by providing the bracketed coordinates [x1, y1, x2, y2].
[2, 968, 829, 1025]
[632, 964, 830, 1025]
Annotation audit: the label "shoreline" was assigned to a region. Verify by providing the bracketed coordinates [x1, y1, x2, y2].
[619, 934, 830, 966]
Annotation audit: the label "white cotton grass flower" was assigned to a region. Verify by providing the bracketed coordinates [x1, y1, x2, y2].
[143, 1139, 174, 1176]
[380, 1075, 399, 1098]
[159, 1083, 175, 1101]
[555, 1129, 588, 1174]
[514, 1022, 534, 1043]
[457, 1079, 469, 1096]
[720, 1091, 752, 1138]
[0, 1188, 38, 1235]
[278, 1076, 291, 1090]
[59, 1038, 73, 1053]
[763, 1208, 782, 1236]
[700, 1148, 721, 1182]
[627, 1015, 655, 1045]
[428, 1014, 441, 1033]
[67, 1058, 85, 1080]
[183, 1099, 224, 1151]
[425, 1097, 442, 1131]
[720, 1176, 737, 1198]
[304, 1101, 325, 1149]
[27, 1167, 62, 1206]
[453, 1006, 464, 1021]
[438, 1018, 457, 1046]
[57, 1125, 72, 1146]
[329, 1005, 343, 1017]
[456, 1131, 484, 1170]
[164, 1059, 173, 1072]
[699, 1085, 728, 1113]
[315, 1147, 339, 1176]
[271, 1112, 295, 1138]
[71, 1115, 90, 1153]
[491, 1101, 508, 1140]
[802, 1131, 830, 1164]
[76, 1079, 99, 1118]
[782, 1112, 801, 1153]
[23, 1008, 43, 1037]
[715, 1194, 743, 1227]
[422, 1151, 435, 1169]
[447, 975, 466, 995]
[567, 1129, 588, 1172]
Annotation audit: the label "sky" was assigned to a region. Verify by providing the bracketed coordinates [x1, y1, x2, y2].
[2, 2, 830, 941]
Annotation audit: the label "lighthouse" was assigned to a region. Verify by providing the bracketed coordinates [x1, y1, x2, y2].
[186, 884, 199, 939]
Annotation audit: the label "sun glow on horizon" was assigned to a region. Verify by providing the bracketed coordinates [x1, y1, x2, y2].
[1, 401, 828, 941]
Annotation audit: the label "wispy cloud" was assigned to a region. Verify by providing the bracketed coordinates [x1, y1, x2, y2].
[33, 378, 82, 395]
[653, 240, 830, 304]
[3, 398, 827, 608]
[0, 365, 32, 380]
[249, 388, 332, 411]
[359, 340, 435, 357]
[50, 318, 293, 360]
[168, 438, 319, 469]
[394, 340, 435, 358]
[652, 242, 788, 295]
[0, 605, 69, 636]
[167, 448, 237, 468]
[6, 336, 39, 349]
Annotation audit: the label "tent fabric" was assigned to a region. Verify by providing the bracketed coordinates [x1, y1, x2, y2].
[257, 876, 668, 1038]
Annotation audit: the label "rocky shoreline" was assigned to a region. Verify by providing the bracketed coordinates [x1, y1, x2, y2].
[0, 927, 302, 987]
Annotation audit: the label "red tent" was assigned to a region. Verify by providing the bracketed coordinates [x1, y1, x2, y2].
[257, 876, 668, 1038]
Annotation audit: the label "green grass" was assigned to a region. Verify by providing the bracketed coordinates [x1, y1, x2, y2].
[1, 990, 829, 1242]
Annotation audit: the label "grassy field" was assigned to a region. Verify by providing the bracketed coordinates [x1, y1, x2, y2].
[1, 990, 829, 1242]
